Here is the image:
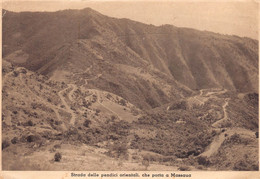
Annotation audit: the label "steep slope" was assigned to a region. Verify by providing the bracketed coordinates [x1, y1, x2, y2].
[3, 60, 257, 171]
[3, 8, 258, 96]
[2, 8, 259, 171]
[3, 9, 194, 110]
[2, 60, 147, 170]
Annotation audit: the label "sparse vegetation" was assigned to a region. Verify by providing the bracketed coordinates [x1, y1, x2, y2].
[2, 7, 258, 171]
[2, 139, 10, 150]
[233, 160, 258, 171]
[119, 99, 126, 106]
[54, 152, 62, 162]
[26, 135, 40, 143]
[107, 141, 129, 159]
[95, 109, 101, 115]
[83, 119, 91, 128]
[178, 165, 191, 171]
[54, 144, 61, 149]
[11, 137, 18, 144]
[142, 158, 150, 170]
[27, 120, 34, 126]
[197, 156, 211, 166]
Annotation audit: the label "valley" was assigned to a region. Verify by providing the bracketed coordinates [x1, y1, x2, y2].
[2, 8, 259, 171]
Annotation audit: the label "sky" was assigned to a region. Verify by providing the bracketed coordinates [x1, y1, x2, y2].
[2, 0, 259, 39]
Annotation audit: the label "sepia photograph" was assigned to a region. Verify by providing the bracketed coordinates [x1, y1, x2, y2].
[1, 0, 259, 172]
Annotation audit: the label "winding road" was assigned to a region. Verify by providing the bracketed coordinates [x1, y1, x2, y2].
[200, 127, 255, 158]
[17, 74, 68, 130]
[58, 84, 77, 125]
[199, 89, 254, 158]
[212, 99, 229, 128]
[197, 89, 230, 157]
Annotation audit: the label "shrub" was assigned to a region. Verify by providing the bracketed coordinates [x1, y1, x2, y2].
[119, 99, 126, 106]
[197, 156, 211, 166]
[178, 165, 191, 171]
[26, 135, 40, 143]
[83, 119, 91, 127]
[108, 141, 128, 159]
[27, 120, 34, 126]
[95, 109, 101, 115]
[54, 152, 62, 162]
[55, 120, 62, 125]
[54, 144, 61, 149]
[187, 150, 200, 157]
[11, 137, 18, 144]
[211, 130, 217, 137]
[2, 139, 10, 150]
[111, 115, 116, 120]
[13, 71, 18, 77]
[142, 158, 150, 170]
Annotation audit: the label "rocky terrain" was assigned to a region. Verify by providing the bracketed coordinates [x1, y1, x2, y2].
[2, 8, 259, 171]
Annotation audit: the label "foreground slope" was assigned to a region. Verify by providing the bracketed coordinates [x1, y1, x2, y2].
[2, 61, 258, 170]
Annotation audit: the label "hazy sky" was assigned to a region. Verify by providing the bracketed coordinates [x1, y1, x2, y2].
[3, 0, 259, 39]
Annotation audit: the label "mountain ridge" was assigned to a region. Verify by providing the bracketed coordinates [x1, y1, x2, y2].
[3, 7, 258, 95]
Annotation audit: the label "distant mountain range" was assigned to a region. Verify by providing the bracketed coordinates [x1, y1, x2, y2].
[3, 8, 258, 98]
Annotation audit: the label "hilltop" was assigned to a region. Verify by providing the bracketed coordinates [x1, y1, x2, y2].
[3, 8, 258, 95]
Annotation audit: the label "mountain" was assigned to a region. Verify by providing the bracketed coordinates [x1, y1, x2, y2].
[2, 8, 259, 171]
[3, 8, 258, 95]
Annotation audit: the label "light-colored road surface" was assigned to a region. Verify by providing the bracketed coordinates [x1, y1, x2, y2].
[200, 128, 255, 158]
[85, 74, 102, 85]
[212, 99, 230, 128]
[200, 132, 226, 157]
[198, 88, 255, 158]
[58, 84, 77, 125]
[68, 84, 77, 102]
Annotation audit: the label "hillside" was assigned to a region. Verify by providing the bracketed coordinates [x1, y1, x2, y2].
[2, 8, 259, 171]
[3, 8, 258, 97]
[3, 60, 258, 171]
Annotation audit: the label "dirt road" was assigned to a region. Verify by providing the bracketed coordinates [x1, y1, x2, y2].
[17, 75, 68, 130]
[58, 84, 77, 125]
[200, 127, 255, 158]
[212, 99, 229, 128]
